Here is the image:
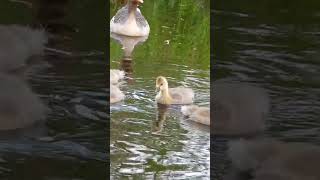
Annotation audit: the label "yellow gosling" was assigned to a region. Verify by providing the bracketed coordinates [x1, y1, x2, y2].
[155, 76, 194, 105]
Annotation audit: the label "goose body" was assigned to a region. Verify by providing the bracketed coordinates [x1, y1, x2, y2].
[110, 0, 150, 37]
[213, 82, 269, 135]
[0, 25, 47, 73]
[0, 73, 47, 130]
[181, 105, 210, 126]
[155, 76, 194, 105]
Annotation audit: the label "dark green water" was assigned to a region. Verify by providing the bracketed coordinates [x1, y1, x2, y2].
[110, 0, 210, 179]
[0, 0, 106, 179]
[213, 1, 320, 179]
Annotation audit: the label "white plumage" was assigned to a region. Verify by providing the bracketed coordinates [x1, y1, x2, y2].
[181, 105, 210, 126]
[110, 69, 125, 104]
[110, 0, 150, 37]
[110, 84, 125, 104]
[110, 69, 125, 84]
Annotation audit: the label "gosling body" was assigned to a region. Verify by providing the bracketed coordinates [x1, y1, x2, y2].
[110, 84, 125, 104]
[110, 69, 125, 84]
[181, 105, 210, 126]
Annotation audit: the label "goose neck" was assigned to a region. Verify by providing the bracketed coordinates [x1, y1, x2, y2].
[161, 89, 173, 103]
[128, 2, 138, 13]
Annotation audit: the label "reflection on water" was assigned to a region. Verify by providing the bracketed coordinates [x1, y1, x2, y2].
[111, 32, 149, 57]
[0, 0, 106, 179]
[111, 0, 210, 179]
[213, 1, 320, 179]
[120, 58, 134, 84]
[151, 104, 169, 134]
[111, 32, 149, 85]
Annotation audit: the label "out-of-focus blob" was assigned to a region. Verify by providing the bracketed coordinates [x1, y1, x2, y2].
[0, 25, 47, 73]
[228, 138, 320, 180]
[213, 82, 269, 136]
[0, 73, 47, 130]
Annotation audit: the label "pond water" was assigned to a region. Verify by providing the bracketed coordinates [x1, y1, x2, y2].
[110, 0, 210, 179]
[213, 1, 320, 179]
[0, 0, 106, 179]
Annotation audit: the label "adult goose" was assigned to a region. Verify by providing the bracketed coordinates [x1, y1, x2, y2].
[110, 0, 150, 37]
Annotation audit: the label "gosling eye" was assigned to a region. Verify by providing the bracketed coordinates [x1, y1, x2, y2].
[160, 83, 163, 86]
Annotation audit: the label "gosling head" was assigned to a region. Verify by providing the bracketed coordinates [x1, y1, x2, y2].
[155, 76, 172, 105]
[156, 76, 169, 92]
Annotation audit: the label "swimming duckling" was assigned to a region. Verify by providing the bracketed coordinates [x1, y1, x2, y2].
[0, 73, 47, 130]
[155, 76, 194, 105]
[213, 82, 269, 135]
[181, 105, 210, 126]
[110, 84, 125, 104]
[0, 25, 47, 73]
[110, 69, 125, 84]
[228, 138, 320, 180]
[110, 0, 150, 36]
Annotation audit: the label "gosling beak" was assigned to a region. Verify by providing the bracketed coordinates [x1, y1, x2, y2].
[155, 86, 160, 93]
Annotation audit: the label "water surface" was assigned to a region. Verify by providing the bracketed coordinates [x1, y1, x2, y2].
[0, 0, 106, 179]
[213, 1, 320, 179]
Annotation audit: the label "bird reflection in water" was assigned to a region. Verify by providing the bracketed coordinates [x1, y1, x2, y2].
[110, 32, 148, 84]
[152, 104, 170, 135]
